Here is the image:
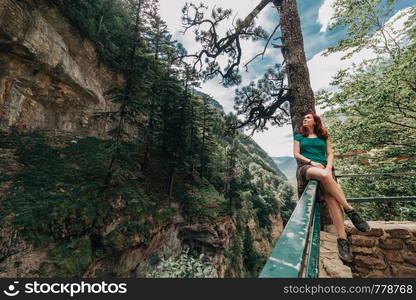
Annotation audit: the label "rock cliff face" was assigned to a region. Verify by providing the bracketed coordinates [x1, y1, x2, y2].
[0, 0, 123, 135]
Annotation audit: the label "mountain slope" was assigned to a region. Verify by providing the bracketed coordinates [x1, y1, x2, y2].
[272, 156, 297, 187]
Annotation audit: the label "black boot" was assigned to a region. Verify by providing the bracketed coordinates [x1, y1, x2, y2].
[345, 209, 370, 232]
[337, 238, 353, 262]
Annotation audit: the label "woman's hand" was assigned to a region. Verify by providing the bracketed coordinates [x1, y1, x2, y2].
[311, 161, 325, 169]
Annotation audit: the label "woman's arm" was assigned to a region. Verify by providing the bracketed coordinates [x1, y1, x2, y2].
[293, 140, 309, 163]
[293, 140, 324, 168]
[326, 138, 334, 170]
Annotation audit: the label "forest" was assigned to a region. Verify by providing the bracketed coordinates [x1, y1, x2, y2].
[0, 0, 414, 278]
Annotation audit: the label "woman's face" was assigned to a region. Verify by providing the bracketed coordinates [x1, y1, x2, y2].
[303, 114, 315, 128]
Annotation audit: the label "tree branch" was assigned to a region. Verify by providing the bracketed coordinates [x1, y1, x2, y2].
[181, 0, 272, 84]
[243, 23, 281, 71]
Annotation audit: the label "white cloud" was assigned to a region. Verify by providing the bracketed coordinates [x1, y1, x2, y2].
[251, 125, 294, 157]
[199, 80, 235, 112]
[309, 7, 413, 92]
[307, 48, 374, 92]
[317, 0, 336, 32]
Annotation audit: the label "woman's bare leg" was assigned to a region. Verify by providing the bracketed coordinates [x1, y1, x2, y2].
[325, 195, 347, 238]
[306, 167, 353, 211]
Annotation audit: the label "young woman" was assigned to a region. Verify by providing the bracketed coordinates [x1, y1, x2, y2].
[293, 112, 370, 262]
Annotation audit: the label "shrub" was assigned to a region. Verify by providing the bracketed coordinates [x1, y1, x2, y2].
[145, 249, 218, 278]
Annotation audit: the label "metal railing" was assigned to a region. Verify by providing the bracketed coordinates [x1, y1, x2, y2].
[336, 172, 416, 178]
[260, 172, 416, 278]
[347, 196, 416, 202]
[259, 180, 320, 278]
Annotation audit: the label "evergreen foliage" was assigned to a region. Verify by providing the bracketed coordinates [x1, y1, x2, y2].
[318, 1, 416, 220]
[242, 226, 265, 277]
[0, 0, 296, 277]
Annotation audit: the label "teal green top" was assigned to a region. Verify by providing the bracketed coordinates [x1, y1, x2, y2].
[294, 133, 328, 166]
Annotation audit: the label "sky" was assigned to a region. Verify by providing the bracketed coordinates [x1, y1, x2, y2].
[159, 0, 414, 157]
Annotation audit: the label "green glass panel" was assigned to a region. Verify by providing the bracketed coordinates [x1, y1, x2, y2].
[259, 180, 318, 278]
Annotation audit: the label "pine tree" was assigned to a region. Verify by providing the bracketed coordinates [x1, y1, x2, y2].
[181, 0, 316, 132]
[144, 1, 176, 62]
[99, 0, 154, 185]
[224, 113, 240, 216]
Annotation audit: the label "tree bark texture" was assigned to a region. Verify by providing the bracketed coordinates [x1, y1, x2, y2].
[276, 0, 315, 133]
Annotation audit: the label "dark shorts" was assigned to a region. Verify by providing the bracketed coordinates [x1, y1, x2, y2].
[296, 161, 337, 202]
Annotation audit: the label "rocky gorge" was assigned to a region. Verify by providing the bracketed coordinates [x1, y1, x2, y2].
[0, 0, 289, 278]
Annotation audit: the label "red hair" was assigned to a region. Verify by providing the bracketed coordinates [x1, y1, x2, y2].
[300, 112, 329, 140]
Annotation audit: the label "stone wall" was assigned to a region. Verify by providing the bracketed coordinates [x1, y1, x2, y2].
[345, 221, 416, 278]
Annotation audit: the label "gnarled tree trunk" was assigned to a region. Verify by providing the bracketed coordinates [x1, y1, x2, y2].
[276, 0, 315, 133]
